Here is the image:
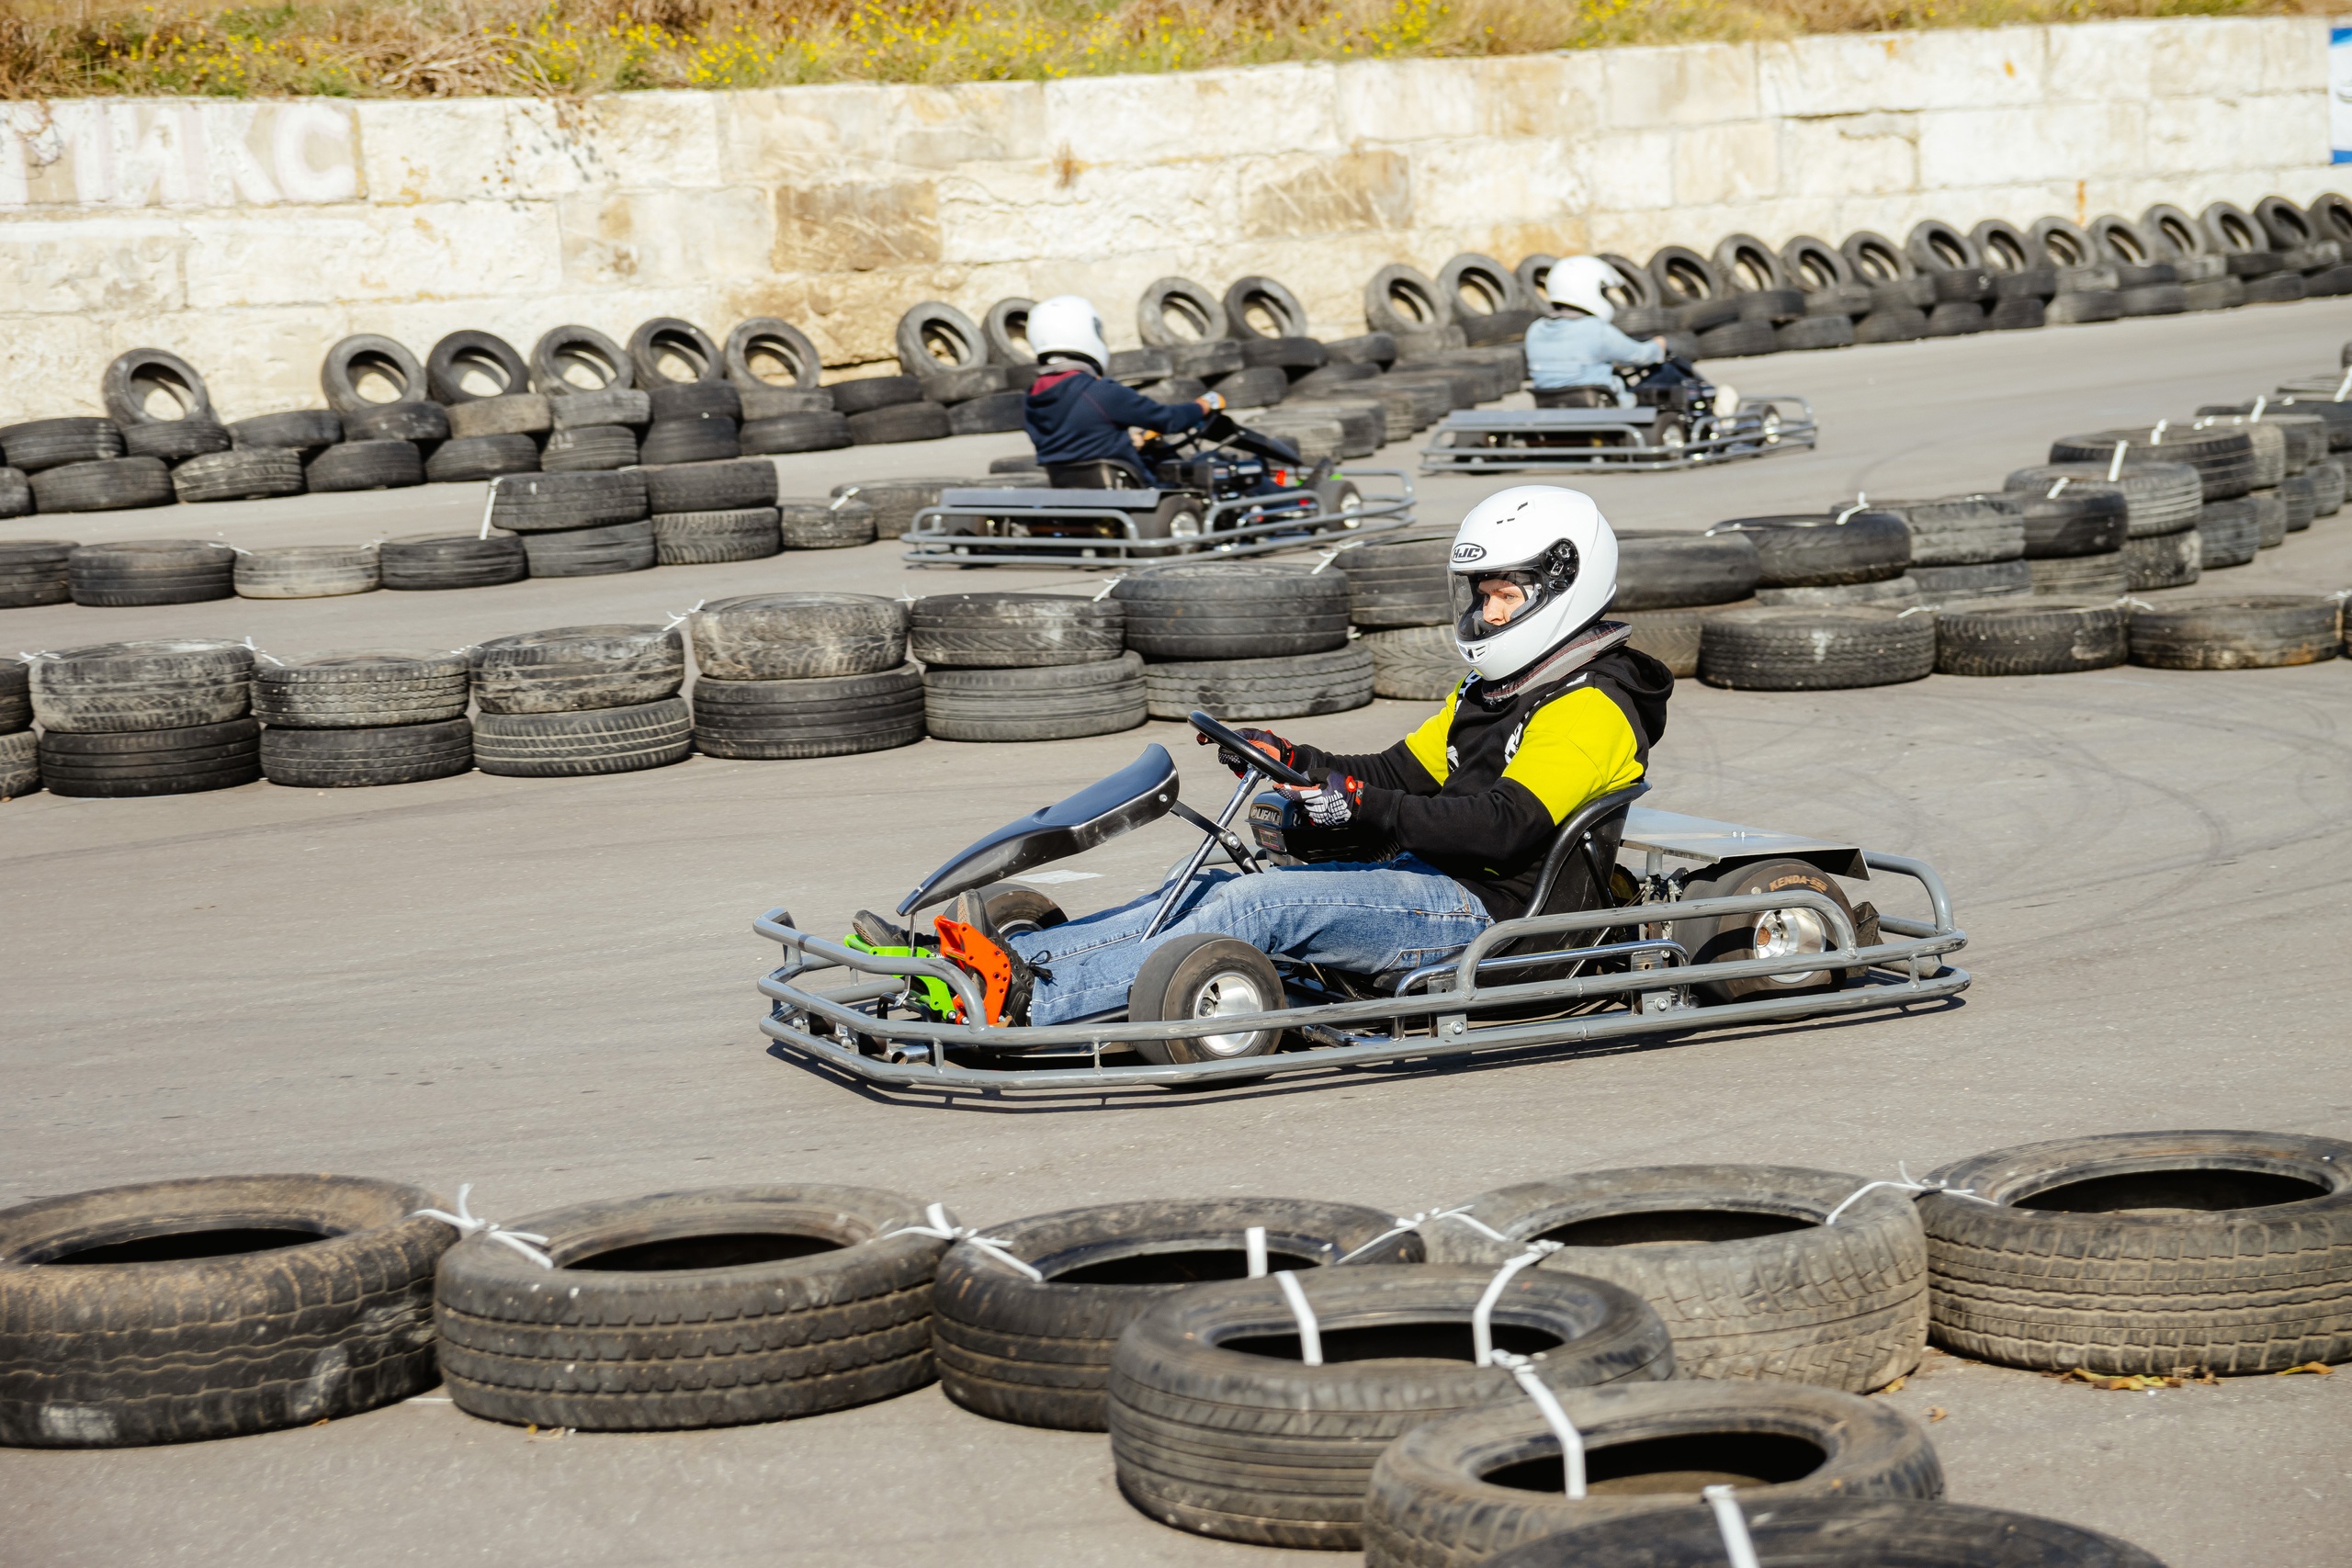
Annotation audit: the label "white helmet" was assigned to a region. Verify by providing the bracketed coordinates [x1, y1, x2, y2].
[1448, 486, 1619, 683]
[1027, 295, 1109, 373]
[1544, 255, 1624, 323]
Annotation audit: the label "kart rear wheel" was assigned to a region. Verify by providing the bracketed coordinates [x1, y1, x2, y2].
[1672, 857, 1855, 1006]
[1315, 479, 1363, 529]
[1133, 495, 1205, 541]
[979, 881, 1066, 939]
[1127, 934, 1284, 1066]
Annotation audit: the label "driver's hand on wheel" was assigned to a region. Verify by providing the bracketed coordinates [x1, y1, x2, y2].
[1196, 727, 1296, 777]
[1295, 771, 1364, 827]
[1195, 391, 1226, 413]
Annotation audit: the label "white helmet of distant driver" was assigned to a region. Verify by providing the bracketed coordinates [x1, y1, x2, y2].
[1026, 295, 1110, 374]
[1448, 486, 1619, 683]
[1544, 255, 1625, 323]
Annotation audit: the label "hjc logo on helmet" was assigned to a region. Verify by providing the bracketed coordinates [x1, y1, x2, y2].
[1451, 543, 1487, 564]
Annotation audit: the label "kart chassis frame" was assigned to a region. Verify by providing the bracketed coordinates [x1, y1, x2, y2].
[901, 470, 1416, 568]
[1419, 396, 1818, 473]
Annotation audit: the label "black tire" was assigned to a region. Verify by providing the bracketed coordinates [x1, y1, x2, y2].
[830, 376, 924, 415]
[948, 390, 1026, 435]
[1692, 319, 1774, 358]
[2193, 500, 2262, 568]
[1851, 308, 1926, 344]
[741, 412, 853, 453]
[1920, 1129, 2352, 1375]
[304, 439, 422, 493]
[1340, 535, 1453, 626]
[639, 414, 741, 465]
[831, 477, 969, 540]
[1, 417, 124, 473]
[1708, 513, 1908, 588]
[424, 434, 538, 483]
[170, 447, 304, 504]
[2127, 595, 2342, 670]
[1483, 1497, 2164, 1568]
[1110, 1266, 1673, 1550]
[253, 652, 470, 728]
[2051, 425, 2255, 501]
[2004, 461, 2203, 536]
[1701, 607, 1936, 690]
[985, 297, 1041, 367]
[1615, 530, 1761, 609]
[645, 381, 740, 422]
[1211, 366, 1291, 408]
[1325, 332, 1397, 367]
[1114, 562, 1351, 660]
[0, 661, 28, 734]
[2045, 288, 2123, 324]
[226, 409, 343, 457]
[893, 300, 987, 378]
[483, 470, 648, 534]
[1142, 647, 1374, 721]
[935, 1198, 1415, 1431]
[0, 539, 73, 609]
[2308, 457, 2346, 513]
[1672, 857, 1861, 1011]
[2018, 488, 2127, 557]
[653, 507, 782, 565]
[232, 543, 380, 599]
[472, 625, 683, 714]
[539, 425, 639, 471]
[1224, 275, 1309, 339]
[379, 532, 526, 591]
[1799, 282, 1872, 318]
[690, 592, 909, 681]
[916, 364, 1012, 404]
[1755, 576, 1920, 610]
[910, 592, 1126, 668]
[1935, 598, 2128, 676]
[29, 457, 174, 513]
[1365, 1380, 1942, 1568]
[514, 520, 657, 578]
[1136, 278, 1228, 347]
[121, 417, 231, 462]
[434, 1185, 944, 1430]
[1613, 602, 1755, 679]
[625, 316, 721, 389]
[1924, 300, 1986, 336]
[425, 330, 528, 403]
[67, 540, 237, 607]
[690, 666, 924, 761]
[1988, 295, 2047, 330]
[1974, 216, 2049, 276]
[1928, 266, 1994, 303]
[643, 459, 774, 513]
[0, 730, 38, 798]
[1171, 337, 1248, 378]
[2122, 527, 2201, 591]
[102, 348, 215, 427]
[1864, 496, 2023, 567]
[343, 400, 451, 444]
[1421, 1165, 1925, 1392]
[471, 697, 692, 778]
[723, 317, 820, 390]
[2024, 553, 2126, 598]
[923, 653, 1145, 742]
[846, 402, 951, 445]
[529, 324, 632, 396]
[1774, 314, 1854, 350]
[739, 385, 831, 420]
[2120, 282, 2188, 317]
[0, 1175, 452, 1448]
[261, 717, 472, 788]
[2183, 276, 2245, 311]
[1239, 336, 1329, 374]
[1361, 625, 1464, 700]
[39, 718, 262, 796]
[443, 394, 550, 440]
[1777, 235, 1852, 290]
[776, 497, 876, 549]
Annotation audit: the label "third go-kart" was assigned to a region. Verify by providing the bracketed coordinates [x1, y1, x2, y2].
[755, 714, 1969, 1093]
[1420, 354, 1817, 474]
[903, 412, 1414, 567]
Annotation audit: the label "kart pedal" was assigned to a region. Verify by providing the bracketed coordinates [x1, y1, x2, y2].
[933, 917, 1013, 1025]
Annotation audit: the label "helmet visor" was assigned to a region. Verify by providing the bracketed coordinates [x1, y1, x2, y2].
[1452, 570, 1549, 642]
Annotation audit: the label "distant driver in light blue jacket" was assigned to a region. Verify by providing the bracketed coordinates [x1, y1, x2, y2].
[1522, 255, 1668, 408]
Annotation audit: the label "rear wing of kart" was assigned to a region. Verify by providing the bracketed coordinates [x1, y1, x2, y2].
[902, 472, 1417, 568]
[751, 817, 1968, 1096]
[1419, 396, 1817, 473]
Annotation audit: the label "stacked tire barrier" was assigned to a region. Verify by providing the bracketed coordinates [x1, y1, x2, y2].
[1113, 562, 1374, 721]
[254, 652, 474, 787]
[487, 470, 656, 578]
[1611, 531, 1762, 678]
[687, 593, 923, 759]
[1340, 534, 1461, 700]
[642, 459, 782, 566]
[469, 625, 692, 777]
[914, 593, 1146, 742]
[25, 639, 261, 797]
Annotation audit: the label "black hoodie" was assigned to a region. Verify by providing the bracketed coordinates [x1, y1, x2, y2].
[1294, 625, 1674, 919]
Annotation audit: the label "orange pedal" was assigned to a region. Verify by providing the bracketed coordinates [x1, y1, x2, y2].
[933, 918, 1012, 1025]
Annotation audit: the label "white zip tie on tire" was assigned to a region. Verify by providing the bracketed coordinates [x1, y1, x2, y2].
[2249, 395, 2267, 423]
[1091, 576, 1126, 603]
[2149, 418, 2167, 446]
[1330, 1204, 1512, 1264]
[1472, 1241, 1564, 1366]
[2107, 439, 2129, 480]
[1822, 1162, 1997, 1226]
[2046, 477, 2070, 499]
[2334, 368, 2352, 403]
[1245, 1225, 1269, 1277]
[661, 598, 706, 633]
[1488, 1349, 1586, 1498]
[1703, 1484, 1763, 1568]
[477, 476, 506, 540]
[410, 1184, 554, 1269]
[1310, 549, 1341, 574]
[829, 490, 855, 511]
[879, 1202, 1045, 1281]
[1273, 1269, 1323, 1365]
[1832, 502, 1866, 525]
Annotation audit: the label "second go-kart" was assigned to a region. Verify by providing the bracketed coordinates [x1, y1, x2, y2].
[1420, 355, 1817, 474]
[755, 713, 1969, 1094]
[902, 411, 1414, 567]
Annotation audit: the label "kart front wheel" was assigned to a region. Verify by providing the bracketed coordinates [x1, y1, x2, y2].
[1127, 934, 1285, 1065]
[1314, 479, 1363, 529]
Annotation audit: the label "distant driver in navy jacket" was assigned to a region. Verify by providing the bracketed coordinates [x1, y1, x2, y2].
[1023, 295, 1224, 488]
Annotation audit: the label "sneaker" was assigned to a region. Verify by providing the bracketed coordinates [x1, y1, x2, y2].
[850, 909, 915, 949]
[933, 890, 1036, 1026]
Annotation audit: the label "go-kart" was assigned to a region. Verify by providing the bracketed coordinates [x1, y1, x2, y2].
[902, 412, 1414, 567]
[1420, 355, 1817, 474]
[753, 714, 1970, 1094]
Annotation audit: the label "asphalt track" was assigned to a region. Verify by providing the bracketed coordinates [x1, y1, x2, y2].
[6, 300, 2352, 1567]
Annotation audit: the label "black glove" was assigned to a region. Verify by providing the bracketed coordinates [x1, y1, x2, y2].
[1196, 727, 1298, 778]
[1299, 771, 1364, 827]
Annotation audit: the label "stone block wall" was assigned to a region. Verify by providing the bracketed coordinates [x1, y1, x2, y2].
[0, 17, 2335, 422]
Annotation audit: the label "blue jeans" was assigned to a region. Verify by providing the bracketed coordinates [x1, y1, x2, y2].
[1004, 857, 1493, 1025]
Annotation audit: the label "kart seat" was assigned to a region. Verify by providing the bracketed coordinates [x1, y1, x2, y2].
[896, 745, 1181, 917]
[1046, 459, 1146, 490]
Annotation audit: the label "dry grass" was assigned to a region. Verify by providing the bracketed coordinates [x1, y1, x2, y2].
[0, 0, 2326, 99]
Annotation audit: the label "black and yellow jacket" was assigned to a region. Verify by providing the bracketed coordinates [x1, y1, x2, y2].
[1293, 626, 1673, 919]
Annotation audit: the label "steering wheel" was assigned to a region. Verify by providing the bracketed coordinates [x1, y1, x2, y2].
[1190, 710, 1316, 787]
